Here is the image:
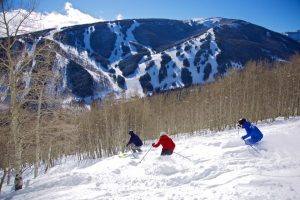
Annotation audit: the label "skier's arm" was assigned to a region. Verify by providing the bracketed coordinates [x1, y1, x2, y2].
[241, 132, 250, 140]
[152, 138, 161, 148]
[126, 137, 133, 147]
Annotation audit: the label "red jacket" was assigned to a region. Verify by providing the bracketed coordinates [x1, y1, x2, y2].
[152, 134, 175, 150]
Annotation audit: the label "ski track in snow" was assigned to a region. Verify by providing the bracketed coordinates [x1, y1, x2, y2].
[2, 117, 300, 200]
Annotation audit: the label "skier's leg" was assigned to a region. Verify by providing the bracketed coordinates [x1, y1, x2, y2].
[137, 146, 142, 152]
[164, 149, 173, 155]
[161, 149, 168, 156]
[161, 149, 173, 156]
[131, 145, 137, 153]
[244, 138, 253, 145]
[246, 138, 260, 145]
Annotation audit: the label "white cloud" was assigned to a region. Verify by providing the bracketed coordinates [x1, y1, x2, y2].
[0, 2, 104, 36]
[116, 14, 124, 20]
[38, 2, 104, 29]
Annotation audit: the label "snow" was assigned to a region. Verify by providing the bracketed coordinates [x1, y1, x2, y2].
[0, 2, 104, 37]
[55, 41, 117, 94]
[124, 66, 146, 98]
[98, 20, 146, 98]
[1, 117, 300, 199]
[83, 26, 95, 53]
[144, 27, 221, 91]
[147, 54, 162, 89]
[108, 20, 141, 63]
[186, 17, 222, 27]
[54, 54, 69, 92]
[106, 20, 151, 98]
[124, 20, 141, 54]
[205, 28, 221, 82]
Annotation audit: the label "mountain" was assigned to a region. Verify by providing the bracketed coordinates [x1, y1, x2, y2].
[3, 18, 300, 101]
[284, 30, 300, 43]
[2, 117, 300, 199]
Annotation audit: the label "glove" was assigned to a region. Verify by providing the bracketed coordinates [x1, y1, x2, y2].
[241, 136, 246, 140]
[237, 124, 241, 127]
[152, 143, 155, 147]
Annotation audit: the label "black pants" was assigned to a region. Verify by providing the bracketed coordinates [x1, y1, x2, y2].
[131, 145, 142, 153]
[161, 149, 173, 156]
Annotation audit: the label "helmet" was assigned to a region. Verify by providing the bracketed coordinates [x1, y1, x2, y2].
[160, 131, 166, 136]
[238, 118, 246, 126]
[128, 130, 134, 135]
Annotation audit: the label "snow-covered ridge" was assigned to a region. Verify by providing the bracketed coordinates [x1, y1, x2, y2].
[2, 117, 300, 199]
[187, 17, 222, 27]
[284, 30, 300, 43]
[2, 16, 300, 100]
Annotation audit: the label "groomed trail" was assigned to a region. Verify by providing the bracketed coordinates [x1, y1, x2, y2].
[2, 117, 300, 200]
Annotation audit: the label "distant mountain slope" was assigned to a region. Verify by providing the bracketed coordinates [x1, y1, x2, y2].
[2, 18, 300, 100]
[284, 30, 300, 43]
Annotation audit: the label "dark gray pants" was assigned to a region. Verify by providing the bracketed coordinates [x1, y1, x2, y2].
[131, 145, 142, 153]
[161, 149, 173, 156]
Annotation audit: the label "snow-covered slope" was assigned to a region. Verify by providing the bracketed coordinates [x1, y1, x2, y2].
[52, 18, 300, 98]
[2, 117, 300, 199]
[5, 18, 299, 101]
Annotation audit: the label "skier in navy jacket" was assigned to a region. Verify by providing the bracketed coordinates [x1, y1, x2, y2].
[238, 118, 263, 145]
[126, 130, 143, 153]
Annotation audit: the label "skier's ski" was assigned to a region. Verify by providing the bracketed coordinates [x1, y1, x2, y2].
[118, 152, 139, 159]
[118, 153, 129, 158]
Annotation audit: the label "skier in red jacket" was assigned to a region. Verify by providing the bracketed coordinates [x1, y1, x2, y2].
[152, 131, 175, 156]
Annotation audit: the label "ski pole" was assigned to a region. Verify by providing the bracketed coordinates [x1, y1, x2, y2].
[242, 139, 261, 155]
[139, 146, 152, 163]
[247, 143, 260, 154]
[173, 152, 192, 161]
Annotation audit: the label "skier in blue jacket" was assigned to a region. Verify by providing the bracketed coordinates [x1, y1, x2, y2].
[126, 130, 143, 153]
[238, 118, 263, 145]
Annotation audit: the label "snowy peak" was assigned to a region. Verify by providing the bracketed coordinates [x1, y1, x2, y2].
[7, 18, 300, 100]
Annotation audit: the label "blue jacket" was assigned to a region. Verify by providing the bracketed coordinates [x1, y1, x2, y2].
[241, 121, 263, 142]
[126, 132, 143, 147]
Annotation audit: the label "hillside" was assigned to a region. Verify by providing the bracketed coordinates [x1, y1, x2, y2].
[2, 18, 300, 102]
[1, 117, 300, 200]
[284, 30, 300, 43]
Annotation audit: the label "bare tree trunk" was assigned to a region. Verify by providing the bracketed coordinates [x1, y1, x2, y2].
[0, 168, 8, 193]
[45, 144, 52, 173]
[8, 53, 23, 177]
[10, 73, 23, 189]
[6, 168, 11, 185]
[34, 89, 43, 178]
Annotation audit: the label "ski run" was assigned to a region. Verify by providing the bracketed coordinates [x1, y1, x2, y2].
[1, 117, 300, 200]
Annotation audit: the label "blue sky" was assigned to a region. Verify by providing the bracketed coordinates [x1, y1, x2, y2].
[35, 0, 300, 32]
